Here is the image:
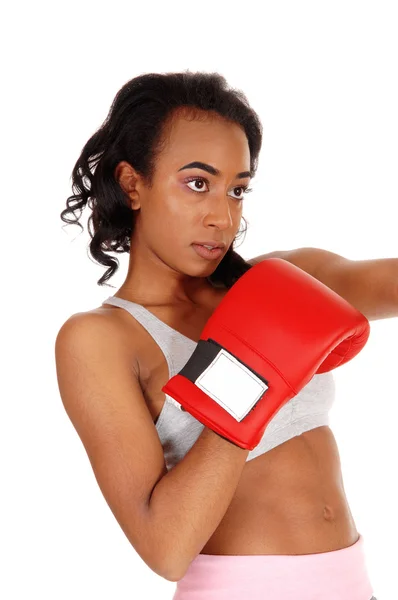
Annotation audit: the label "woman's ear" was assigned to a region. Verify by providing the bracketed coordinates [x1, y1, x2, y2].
[114, 161, 141, 210]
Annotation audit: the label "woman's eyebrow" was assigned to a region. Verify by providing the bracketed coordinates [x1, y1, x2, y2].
[178, 161, 252, 179]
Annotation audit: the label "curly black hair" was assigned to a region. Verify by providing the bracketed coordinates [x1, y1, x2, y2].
[60, 70, 263, 289]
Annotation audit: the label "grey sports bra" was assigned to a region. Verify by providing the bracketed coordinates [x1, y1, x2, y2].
[103, 295, 336, 472]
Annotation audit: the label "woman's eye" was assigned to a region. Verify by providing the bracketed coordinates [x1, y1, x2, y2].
[185, 177, 252, 201]
[231, 186, 253, 200]
[186, 177, 209, 193]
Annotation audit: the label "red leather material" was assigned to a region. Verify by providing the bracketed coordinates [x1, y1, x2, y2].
[162, 258, 370, 450]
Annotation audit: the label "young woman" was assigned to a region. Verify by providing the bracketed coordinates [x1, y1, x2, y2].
[55, 71, 377, 599]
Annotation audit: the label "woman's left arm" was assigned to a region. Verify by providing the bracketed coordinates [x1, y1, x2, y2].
[248, 247, 398, 321]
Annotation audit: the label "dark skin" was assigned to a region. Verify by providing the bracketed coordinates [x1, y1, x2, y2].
[114, 109, 249, 308]
[98, 110, 360, 556]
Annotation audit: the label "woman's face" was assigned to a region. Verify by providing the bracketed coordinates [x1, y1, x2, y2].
[126, 112, 252, 279]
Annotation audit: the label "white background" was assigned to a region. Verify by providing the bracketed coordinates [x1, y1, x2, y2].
[1, 1, 397, 598]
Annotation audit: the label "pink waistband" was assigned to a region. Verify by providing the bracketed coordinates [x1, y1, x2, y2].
[173, 534, 374, 600]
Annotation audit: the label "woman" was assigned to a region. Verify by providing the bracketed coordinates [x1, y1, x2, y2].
[55, 71, 377, 599]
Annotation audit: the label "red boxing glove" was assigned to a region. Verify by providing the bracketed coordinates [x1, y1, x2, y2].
[162, 258, 370, 450]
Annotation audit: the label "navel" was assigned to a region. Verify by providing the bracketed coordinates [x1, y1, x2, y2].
[323, 505, 336, 521]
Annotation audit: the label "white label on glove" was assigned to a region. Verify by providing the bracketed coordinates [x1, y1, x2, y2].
[195, 349, 268, 422]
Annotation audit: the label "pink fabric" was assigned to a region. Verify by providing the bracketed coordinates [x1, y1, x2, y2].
[173, 534, 374, 600]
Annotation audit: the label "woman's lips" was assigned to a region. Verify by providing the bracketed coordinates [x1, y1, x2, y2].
[192, 244, 224, 260]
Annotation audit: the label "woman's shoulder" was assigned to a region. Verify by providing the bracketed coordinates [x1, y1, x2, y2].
[56, 304, 141, 374]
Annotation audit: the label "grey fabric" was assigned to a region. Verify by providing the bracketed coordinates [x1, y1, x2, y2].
[103, 295, 337, 471]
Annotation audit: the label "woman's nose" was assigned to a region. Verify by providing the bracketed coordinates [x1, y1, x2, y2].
[203, 197, 234, 229]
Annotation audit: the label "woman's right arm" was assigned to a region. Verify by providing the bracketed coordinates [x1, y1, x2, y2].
[55, 314, 249, 582]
